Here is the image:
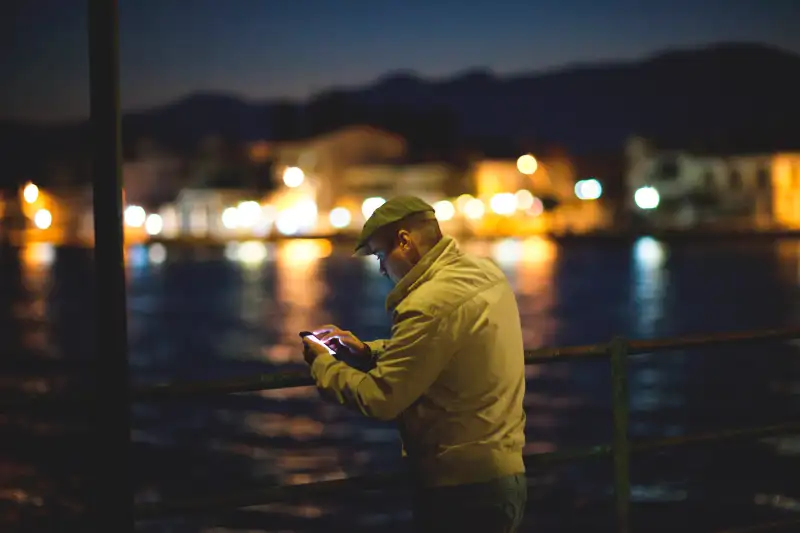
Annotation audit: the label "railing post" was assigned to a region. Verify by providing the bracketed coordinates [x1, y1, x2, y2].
[610, 336, 631, 533]
[87, 0, 132, 531]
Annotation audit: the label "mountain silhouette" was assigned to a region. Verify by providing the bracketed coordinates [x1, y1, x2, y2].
[2, 41, 800, 187]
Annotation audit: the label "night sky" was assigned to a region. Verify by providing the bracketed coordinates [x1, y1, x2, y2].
[2, 0, 799, 122]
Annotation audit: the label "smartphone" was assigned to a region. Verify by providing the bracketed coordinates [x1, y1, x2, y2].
[299, 331, 336, 355]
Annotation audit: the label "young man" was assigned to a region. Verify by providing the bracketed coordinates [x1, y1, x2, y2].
[302, 196, 527, 532]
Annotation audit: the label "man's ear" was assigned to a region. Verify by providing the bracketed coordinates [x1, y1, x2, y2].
[397, 229, 412, 251]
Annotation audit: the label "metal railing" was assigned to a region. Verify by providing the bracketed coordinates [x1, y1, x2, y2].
[123, 327, 800, 532]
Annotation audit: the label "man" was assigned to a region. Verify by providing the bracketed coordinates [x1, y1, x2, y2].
[302, 196, 527, 533]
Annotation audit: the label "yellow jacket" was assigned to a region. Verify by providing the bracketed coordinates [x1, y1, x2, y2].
[310, 236, 526, 487]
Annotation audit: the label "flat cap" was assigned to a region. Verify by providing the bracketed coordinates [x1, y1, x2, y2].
[353, 196, 435, 256]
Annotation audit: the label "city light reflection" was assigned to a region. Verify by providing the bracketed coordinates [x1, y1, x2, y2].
[262, 239, 332, 371]
[148, 243, 167, 264]
[632, 237, 667, 337]
[20, 242, 55, 268]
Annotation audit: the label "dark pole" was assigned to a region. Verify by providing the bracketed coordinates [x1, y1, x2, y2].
[87, 0, 132, 531]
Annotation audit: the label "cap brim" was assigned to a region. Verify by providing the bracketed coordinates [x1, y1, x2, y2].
[352, 244, 372, 257]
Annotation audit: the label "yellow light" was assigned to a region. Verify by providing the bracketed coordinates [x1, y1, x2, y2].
[236, 201, 262, 228]
[145, 214, 163, 236]
[279, 239, 332, 265]
[275, 198, 318, 235]
[463, 198, 485, 220]
[221, 207, 239, 229]
[22, 242, 55, 266]
[329, 207, 351, 229]
[283, 167, 305, 188]
[490, 193, 517, 215]
[456, 194, 474, 213]
[33, 208, 52, 229]
[23, 183, 39, 204]
[516, 154, 538, 175]
[361, 197, 386, 219]
[237, 240, 268, 265]
[124, 205, 146, 227]
[514, 190, 534, 210]
[433, 200, 455, 221]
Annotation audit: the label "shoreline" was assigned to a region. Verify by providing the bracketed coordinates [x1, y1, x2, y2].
[9, 228, 800, 250]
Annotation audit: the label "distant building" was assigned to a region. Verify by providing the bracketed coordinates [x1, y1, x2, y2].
[771, 154, 800, 229]
[467, 158, 610, 235]
[625, 136, 800, 229]
[341, 162, 453, 202]
[167, 188, 263, 239]
[123, 152, 185, 208]
[269, 126, 406, 212]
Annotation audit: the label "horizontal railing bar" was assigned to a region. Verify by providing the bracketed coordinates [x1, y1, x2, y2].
[626, 327, 800, 356]
[134, 420, 800, 520]
[3, 326, 800, 407]
[132, 326, 800, 400]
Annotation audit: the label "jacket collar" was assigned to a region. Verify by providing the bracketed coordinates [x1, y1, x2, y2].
[385, 236, 458, 312]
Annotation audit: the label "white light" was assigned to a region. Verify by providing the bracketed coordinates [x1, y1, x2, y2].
[145, 214, 163, 236]
[575, 179, 603, 201]
[237, 240, 268, 265]
[634, 186, 660, 210]
[283, 167, 305, 188]
[329, 207, 351, 229]
[463, 198, 485, 220]
[124, 205, 146, 227]
[433, 200, 455, 221]
[516, 154, 538, 175]
[275, 200, 317, 236]
[275, 212, 300, 236]
[221, 207, 240, 229]
[148, 243, 167, 264]
[634, 237, 665, 268]
[514, 190, 534, 210]
[236, 201, 262, 228]
[361, 197, 386, 219]
[490, 193, 517, 216]
[23, 183, 39, 204]
[33, 209, 52, 230]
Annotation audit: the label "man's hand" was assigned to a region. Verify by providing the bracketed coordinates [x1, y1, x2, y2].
[314, 325, 370, 358]
[302, 336, 330, 365]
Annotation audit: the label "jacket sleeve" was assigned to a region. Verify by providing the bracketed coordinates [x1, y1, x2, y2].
[364, 339, 387, 362]
[309, 308, 454, 421]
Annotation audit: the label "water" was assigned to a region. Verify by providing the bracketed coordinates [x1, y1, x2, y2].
[1, 237, 800, 532]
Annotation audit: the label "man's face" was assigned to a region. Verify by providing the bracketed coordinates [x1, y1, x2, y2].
[368, 229, 417, 283]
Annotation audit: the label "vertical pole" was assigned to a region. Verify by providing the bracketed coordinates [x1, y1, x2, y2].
[87, 0, 131, 531]
[610, 336, 631, 533]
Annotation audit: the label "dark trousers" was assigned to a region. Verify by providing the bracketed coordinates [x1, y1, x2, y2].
[411, 473, 527, 533]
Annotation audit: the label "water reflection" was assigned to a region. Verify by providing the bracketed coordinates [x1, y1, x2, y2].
[631, 237, 667, 338]
[266, 239, 332, 364]
[2, 238, 800, 532]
